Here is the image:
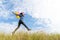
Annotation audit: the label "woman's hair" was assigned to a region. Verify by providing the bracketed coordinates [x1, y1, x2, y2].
[20, 13, 24, 16]
[20, 13, 23, 14]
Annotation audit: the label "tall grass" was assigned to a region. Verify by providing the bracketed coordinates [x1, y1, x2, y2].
[0, 32, 60, 40]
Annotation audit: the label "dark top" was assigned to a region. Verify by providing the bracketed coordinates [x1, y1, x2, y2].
[19, 13, 24, 21]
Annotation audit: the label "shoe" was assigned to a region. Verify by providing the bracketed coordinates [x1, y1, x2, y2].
[28, 29, 31, 31]
[12, 32, 15, 35]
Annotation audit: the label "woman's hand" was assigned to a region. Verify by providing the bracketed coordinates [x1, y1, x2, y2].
[12, 12, 19, 16]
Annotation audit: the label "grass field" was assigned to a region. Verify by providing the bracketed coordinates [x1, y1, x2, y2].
[0, 32, 60, 40]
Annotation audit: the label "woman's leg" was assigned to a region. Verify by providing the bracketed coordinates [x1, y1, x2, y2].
[12, 20, 21, 35]
[21, 21, 31, 31]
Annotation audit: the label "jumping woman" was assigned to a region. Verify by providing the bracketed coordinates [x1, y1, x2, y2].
[12, 12, 31, 35]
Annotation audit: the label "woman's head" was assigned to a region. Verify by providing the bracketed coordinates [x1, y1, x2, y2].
[20, 12, 24, 16]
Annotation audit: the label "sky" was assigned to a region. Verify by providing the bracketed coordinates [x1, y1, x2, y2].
[0, 0, 60, 34]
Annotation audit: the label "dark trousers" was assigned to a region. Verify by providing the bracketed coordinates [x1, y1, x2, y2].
[12, 20, 30, 34]
[18, 20, 30, 30]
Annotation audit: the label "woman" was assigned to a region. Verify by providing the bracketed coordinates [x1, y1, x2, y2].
[12, 12, 31, 35]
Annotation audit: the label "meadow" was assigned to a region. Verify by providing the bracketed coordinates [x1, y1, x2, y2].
[0, 32, 60, 40]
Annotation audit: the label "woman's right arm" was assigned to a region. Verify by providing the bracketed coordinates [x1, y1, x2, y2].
[12, 12, 19, 16]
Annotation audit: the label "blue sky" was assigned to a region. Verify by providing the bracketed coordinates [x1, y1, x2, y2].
[0, 0, 60, 34]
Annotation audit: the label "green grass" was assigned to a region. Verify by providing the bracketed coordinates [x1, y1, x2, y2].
[0, 32, 60, 40]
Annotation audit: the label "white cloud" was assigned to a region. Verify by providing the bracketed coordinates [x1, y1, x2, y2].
[0, 1, 10, 19]
[30, 0, 47, 18]
[0, 11, 9, 17]
[0, 22, 16, 34]
[0, 22, 28, 34]
[0, 0, 51, 34]
[1, 0, 60, 33]
[11, 0, 47, 18]
[47, 0, 60, 33]
[0, 0, 47, 19]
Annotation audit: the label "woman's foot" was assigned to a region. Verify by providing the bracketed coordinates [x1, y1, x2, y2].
[12, 31, 15, 35]
[28, 29, 31, 31]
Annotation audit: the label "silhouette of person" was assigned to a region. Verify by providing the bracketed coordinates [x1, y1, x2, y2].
[12, 12, 31, 35]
